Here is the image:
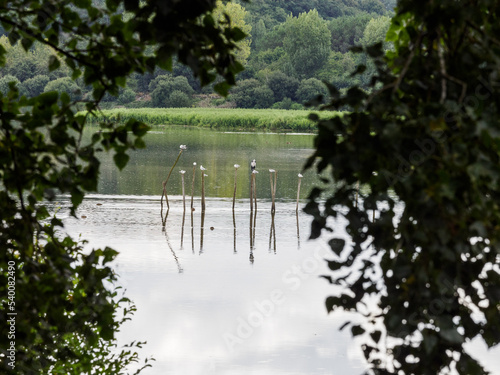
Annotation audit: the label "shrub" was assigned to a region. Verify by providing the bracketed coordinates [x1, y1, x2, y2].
[44, 77, 82, 101]
[118, 88, 136, 104]
[272, 97, 294, 110]
[230, 79, 275, 109]
[290, 103, 304, 110]
[148, 74, 171, 92]
[22, 75, 50, 97]
[166, 90, 191, 108]
[296, 78, 328, 104]
[151, 76, 194, 107]
[267, 71, 299, 102]
[0, 74, 21, 95]
[229, 79, 261, 108]
[253, 86, 275, 108]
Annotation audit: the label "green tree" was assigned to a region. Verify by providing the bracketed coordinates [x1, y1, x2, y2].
[283, 9, 331, 79]
[358, 0, 387, 15]
[166, 90, 192, 108]
[328, 13, 372, 53]
[317, 51, 358, 89]
[0, 35, 37, 81]
[230, 78, 274, 108]
[44, 77, 82, 101]
[296, 77, 328, 104]
[118, 88, 136, 104]
[151, 76, 194, 107]
[0, 74, 20, 94]
[20, 74, 50, 97]
[359, 15, 391, 47]
[306, 1, 500, 374]
[258, 23, 287, 51]
[356, 15, 392, 86]
[253, 85, 274, 108]
[213, 0, 252, 65]
[271, 96, 294, 110]
[246, 47, 286, 78]
[172, 62, 202, 93]
[0, 0, 245, 373]
[265, 70, 299, 102]
[251, 18, 267, 52]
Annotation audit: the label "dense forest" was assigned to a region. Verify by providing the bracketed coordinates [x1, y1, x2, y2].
[0, 0, 396, 110]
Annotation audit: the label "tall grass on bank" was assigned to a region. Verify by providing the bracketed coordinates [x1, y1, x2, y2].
[83, 108, 338, 131]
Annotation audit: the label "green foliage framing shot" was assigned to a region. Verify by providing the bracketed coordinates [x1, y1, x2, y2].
[305, 0, 500, 373]
[0, 0, 245, 373]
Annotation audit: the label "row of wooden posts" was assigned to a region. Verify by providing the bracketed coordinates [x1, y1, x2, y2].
[160, 145, 304, 214]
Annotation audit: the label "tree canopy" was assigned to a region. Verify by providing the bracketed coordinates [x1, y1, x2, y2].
[306, 0, 500, 373]
[0, 0, 246, 373]
[283, 9, 331, 79]
[213, 0, 252, 65]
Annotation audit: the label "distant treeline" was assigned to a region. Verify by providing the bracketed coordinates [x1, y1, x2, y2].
[0, 0, 395, 110]
[83, 108, 339, 131]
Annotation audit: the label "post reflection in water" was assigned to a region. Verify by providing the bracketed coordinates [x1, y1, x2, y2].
[249, 210, 254, 264]
[200, 210, 205, 254]
[296, 212, 301, 250]
[164, 229, 183, 273]
[269, 212, 276, 253]
[233, 211, 237, 254]
[161, 207, 169, 228]
[180, 210, 185, 250]
[190, 210, 195, 254]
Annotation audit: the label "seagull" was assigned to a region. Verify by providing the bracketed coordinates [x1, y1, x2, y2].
[251, 159, 256, 171]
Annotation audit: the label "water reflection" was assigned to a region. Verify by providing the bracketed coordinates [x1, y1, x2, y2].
[61, 195, 375, 375]
[59, 195, 500, 375]
[296, 212, 301, 250]
[164, 229, 183, 274]
[180, 209, 185, 249]
[200, 210, 205, 254]
[91, 125, 317, 199]
[190, 210, 195, 254]
[269, 212, 276, 253]
[161, 207, 169, 227]
[249, 210, 254, 264]
[233, 211, 237, 254]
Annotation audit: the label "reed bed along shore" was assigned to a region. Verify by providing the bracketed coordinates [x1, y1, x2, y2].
[83, 108, 339, 131]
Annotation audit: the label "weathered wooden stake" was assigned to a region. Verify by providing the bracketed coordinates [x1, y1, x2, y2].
[233, 164, 240, 211]
[252, 170, 258, 212]
[296, 173, 303, 213]
[190, 162, 196, 212]
[200, 165, 207, 213]
[161, 145, 186, 211]
[269, 169, 275, 214]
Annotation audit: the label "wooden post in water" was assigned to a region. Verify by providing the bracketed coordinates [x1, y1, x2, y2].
[250, 171, 254, 212]
[200, 166, 207, 213]
[190, 162, 196, 212]
[161, 145, 186, 211]
[180, 170, 186, 212]
[269, 169, 276, 214]
[296, 173, 303, 213]
[274, 170, 277, 210]
[252, 170, 258, 212]
[233, 164, 240, 211]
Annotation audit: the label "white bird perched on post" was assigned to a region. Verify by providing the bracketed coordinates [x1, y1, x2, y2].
[251, 159, 256, 171]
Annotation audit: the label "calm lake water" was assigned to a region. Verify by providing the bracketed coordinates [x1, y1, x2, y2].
[61, 126, 499, 375]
